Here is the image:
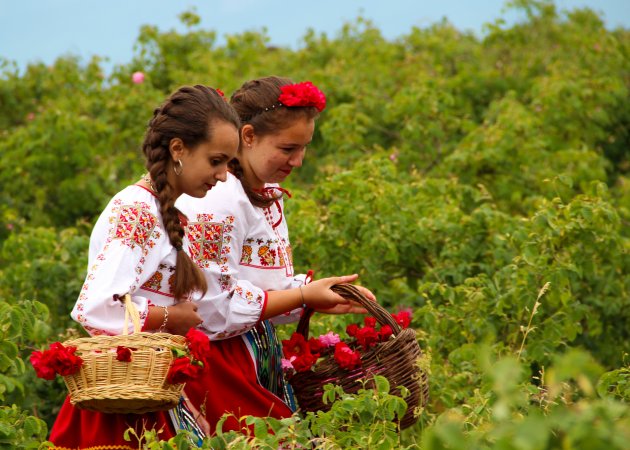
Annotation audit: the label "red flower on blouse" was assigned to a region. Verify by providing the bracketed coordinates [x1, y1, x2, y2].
[278, 82, 326, 112]
[334, 342, 362, 370]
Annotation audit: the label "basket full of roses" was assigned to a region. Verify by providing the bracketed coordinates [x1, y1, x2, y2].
[283, 284, 429, 429]
[29, 294, 209, 414]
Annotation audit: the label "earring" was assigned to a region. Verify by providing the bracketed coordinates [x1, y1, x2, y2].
[173, 159, 183, 176]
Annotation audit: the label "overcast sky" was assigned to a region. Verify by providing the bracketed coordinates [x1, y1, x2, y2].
[1, 0, 628, 72]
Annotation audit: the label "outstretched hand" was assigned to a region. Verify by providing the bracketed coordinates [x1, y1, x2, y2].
[302, 274, 378, 314]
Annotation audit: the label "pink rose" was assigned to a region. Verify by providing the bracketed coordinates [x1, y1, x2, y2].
[318, 331, 341, 347]
[131, 71, 145, 84]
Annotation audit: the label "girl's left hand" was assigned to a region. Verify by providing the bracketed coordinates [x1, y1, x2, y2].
[313, 284, 377, 315]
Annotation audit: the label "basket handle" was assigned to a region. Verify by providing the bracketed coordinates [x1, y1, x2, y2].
[122, 293, 142, 335]
[296, 283, 401, 339]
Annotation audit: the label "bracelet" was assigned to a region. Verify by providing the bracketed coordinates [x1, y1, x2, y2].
[298, 285, 306, 309]
[158, 305, 169, 332]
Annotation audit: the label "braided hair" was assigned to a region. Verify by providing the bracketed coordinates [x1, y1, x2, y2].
[142, 85, 240, 300]
[229, 76, 320, 208]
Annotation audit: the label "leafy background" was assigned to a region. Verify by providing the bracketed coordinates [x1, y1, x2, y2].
[1, 0, 628, 448]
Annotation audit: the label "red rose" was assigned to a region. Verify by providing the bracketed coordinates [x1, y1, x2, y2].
[167, 357, 202, 384]
[346, 323, 359, 337]
[278, 82, 326, 112]
[291, 352, 319, 373]
[116, 346, 132, 362]
[355, 326, 379, 350]
[379, 325, 393, 342]
[308, 337, 325, 354]
[334, 342, 361, 370]
[48, 343, 83, 376]
[364, 317, 377, 328]
[282, 332, 310, 359]
[30, 350, 56, 380]
[186, 328, 211, 364]
[393, 311, 411, 328]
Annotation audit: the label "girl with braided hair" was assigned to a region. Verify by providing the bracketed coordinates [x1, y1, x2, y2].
[48, 85, 240, 448]
[176, 76, 376, 435]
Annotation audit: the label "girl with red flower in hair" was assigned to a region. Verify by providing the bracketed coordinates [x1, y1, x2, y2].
[176, 76, 376, 435]
[48, 85, 240, 449]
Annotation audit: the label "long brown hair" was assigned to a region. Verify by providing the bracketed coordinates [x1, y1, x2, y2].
[229, 76, 320, 207]
[142, 85, 240, 300]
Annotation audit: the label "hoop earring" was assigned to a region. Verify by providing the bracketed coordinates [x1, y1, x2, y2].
[173, 159, 183, 176]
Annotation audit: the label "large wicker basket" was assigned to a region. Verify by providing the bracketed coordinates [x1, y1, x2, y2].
[61, 294, 188, 414]
[290, 284, 429, 429]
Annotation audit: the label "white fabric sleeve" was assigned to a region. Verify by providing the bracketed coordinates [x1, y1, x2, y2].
[71, 198, 164, 336]
[182, 200, 267, 340]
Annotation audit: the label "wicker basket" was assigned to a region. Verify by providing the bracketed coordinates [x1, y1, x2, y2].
[289, 284, 429, 429]
[61, 295, 188, 414]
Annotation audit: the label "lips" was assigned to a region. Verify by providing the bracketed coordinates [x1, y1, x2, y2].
[205, 184, 214, 190]
[280, 169, 292, 175]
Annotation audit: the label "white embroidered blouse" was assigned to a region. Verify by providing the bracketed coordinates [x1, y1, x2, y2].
[71, 185, 188, 336]
[176, 173, 306, 340]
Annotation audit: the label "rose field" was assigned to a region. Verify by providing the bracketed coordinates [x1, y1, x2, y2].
[0, 1, 629, 448]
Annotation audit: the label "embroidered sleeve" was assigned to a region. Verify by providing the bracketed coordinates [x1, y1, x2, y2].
[184, 210, 267, 340]
[71, 198, 165, 336]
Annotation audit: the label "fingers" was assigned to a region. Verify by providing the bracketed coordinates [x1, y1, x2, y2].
[335, 274, 359, 284]
[355, 285, 377, 302]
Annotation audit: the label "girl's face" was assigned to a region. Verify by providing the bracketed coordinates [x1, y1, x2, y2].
[243, 116, 315, 188]
[171, 120, 240, 198]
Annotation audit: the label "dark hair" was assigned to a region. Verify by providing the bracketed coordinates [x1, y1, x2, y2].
[142, 85, 240, 300]
[229, 76, 320, 207]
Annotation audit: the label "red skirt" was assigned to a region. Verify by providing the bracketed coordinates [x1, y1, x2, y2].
[49, 396, 176, 449]
[183, 335, 293, 435]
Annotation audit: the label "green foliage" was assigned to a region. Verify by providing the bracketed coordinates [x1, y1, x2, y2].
[0, 0, 628, 447]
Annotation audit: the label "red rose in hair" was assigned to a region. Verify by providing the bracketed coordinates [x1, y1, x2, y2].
[116, 346, 132, 362]
[355, 326, 379, 350]
[393, 311, 411, 328]
[379, 325, 393, 342]
[291, 352, 319, 373]
[186, 328, 211, 364]
[346, 323, 359, 337]
[30, 350, 56, 380]
[167, 357, 202, 384]
[278, 81, 326, 112]
[334, 342, 361, 370]
[364, 317, 377, 328]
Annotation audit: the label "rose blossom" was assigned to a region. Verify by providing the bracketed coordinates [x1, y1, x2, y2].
[131, 71, 145, 84]
[379, 325, 393, 341]
[167, 357, 202, 384]
[334, 342, 361, 370]
[281, 358, 294, 371]
[186, 328, 211, 364]
[116, 346, 132, 362]
[364, 317, 377, 328]
[318, 331, 341, 347]
[346, 323, 359, 337]
[30, 350, 56, 380]
[355, 326, 379, 350]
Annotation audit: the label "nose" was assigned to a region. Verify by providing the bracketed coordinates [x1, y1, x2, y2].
[289, 148, 305, 168]
[216, 167, 228, 182]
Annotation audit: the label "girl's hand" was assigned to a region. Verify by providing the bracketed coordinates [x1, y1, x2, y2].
[310, 283, 377, 315]
[164, 301, 203, 336]
[302, 274, 377, 313]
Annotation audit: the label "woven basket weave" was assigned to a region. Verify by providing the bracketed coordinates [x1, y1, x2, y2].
[61, 295, 187, 414]
[290, 284, 429, 429]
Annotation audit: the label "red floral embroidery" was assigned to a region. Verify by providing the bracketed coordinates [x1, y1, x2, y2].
[113, 204, 158, 249]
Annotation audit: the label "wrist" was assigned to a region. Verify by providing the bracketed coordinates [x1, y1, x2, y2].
[158, 305, 169, 332]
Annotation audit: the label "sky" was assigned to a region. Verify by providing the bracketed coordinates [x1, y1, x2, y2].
[1, 0, 628, 73]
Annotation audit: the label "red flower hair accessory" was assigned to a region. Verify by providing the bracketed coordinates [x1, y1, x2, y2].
[252, 81, 327, 119]
[278, 81, 326, 112]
